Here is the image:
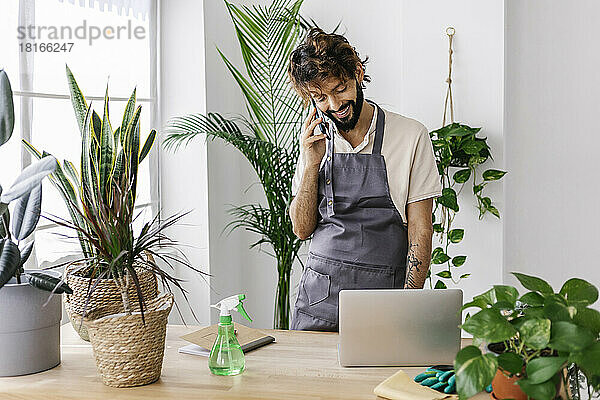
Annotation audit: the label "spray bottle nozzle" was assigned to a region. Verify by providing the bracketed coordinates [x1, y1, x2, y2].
[211, 294, 253, 324]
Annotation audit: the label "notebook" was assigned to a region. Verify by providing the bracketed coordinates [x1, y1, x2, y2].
[178, 323, 275, 357]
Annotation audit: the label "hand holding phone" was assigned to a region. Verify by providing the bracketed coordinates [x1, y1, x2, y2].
[311, 99, 330, 140]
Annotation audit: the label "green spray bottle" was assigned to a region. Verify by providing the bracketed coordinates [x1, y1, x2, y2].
[208, 294, 253, 376]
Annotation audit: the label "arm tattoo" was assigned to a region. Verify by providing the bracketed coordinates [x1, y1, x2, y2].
[405, 242, 423, 289]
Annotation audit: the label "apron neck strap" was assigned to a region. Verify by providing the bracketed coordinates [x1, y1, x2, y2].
[367, 99, 385, 155]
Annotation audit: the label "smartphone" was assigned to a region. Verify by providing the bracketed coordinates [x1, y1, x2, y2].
[311, 99, 330, 140]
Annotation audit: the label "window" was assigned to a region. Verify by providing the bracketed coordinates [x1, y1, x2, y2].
[0, 0, 159, 266]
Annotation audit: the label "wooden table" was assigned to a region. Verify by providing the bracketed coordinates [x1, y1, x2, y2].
[0, 324, 487, 399]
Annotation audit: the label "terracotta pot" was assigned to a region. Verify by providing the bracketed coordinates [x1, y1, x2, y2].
[491, 368, 570, 400]
[491, 369, 528, 400]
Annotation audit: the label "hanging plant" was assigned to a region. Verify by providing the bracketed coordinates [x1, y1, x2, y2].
[428, 28, 506, 289]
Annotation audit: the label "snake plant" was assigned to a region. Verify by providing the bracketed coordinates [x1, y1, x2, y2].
[0, 69, 69, 293]
[164, 0, 308, 329]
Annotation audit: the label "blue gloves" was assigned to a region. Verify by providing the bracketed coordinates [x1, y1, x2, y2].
[414, 366, 456, 394]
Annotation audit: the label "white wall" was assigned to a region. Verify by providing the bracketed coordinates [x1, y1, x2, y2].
[159, 0, 211, 325]
[504, 0, 600, 295]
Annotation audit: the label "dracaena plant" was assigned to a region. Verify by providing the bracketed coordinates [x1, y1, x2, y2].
[428, 123, 507, 289]
[24, 66, 206, 319]
[163, 0, 307, 329]
[454, 272, 600, 400]
[0, 69, 70, 294]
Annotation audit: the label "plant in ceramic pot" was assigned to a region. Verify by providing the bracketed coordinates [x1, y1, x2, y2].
[454, 272, 600, 400]
[0, 69, 71, 376]
[24, 66, 159, 341]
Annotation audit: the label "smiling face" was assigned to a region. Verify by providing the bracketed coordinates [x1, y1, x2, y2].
[308, 76, 365, 133]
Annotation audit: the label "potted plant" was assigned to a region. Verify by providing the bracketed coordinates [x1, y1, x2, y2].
[0, 69, 71, 376]
[25, 67, 208, 387]
[454, 272, 600, 400]
[24, 66, 160, 341]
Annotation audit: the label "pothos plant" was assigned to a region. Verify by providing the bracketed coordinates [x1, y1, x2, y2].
[427, 122, 507, 289]
[455, 272, 600, 400]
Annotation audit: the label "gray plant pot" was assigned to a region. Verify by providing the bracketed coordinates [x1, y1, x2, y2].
[0, 272, 62, 376]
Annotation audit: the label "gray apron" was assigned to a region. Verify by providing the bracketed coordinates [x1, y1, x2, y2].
[291, 100, 408, 332]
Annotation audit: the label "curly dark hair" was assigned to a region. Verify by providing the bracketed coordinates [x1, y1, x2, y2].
[288, 28, 370, 105]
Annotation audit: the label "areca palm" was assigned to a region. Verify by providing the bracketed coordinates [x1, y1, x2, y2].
[164, 0, 307, 329]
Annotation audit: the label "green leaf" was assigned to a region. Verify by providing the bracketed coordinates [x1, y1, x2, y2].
[517, 378, 556, 400]
[482, 169, 507, 181]
[0, 239, 20, 288]
[543, 295, 571, 322]
[431, 247, 451, 264]
[98, 84, 114, 202]
[0, 69, 15, 147]
[10, 184, 42, 240]
[519, 291, 545, 307]
[460, 298, 488, 312]
[569, 342, 600, 377]
[512, 272, 554, 295]
[121, 87, 137, 144]
[461, 308, 517, 342]
[434, 280, 447, 289]
[65, 65, 88, 137]
[453, 168, 471, 183]
[524, 306, 546, 319]
[559, 278, 599, 307]
[487, 205, 500, 218]
[454, 345, 498, 400]
[518, 318, 551, 349]
[492, 301, 514, 310]
[26, 272, 73, 294]
[493, 285, 519, 305]
[474, 288, 497, 306]
[497, 352, 523, 375]
[461, 140, 486, 155]
[433, 223, 443, 233]
[452, 255, 467, 267]
[572, 307, 600, 336]
[526, 356, 567, 384]
[436, 270, 451, 278]
[481, 196, 491, 208]
[549, 321, 595, 352]
[438, 188, 459, 212]
[139, 129, 156, 162]
[0, 156, 57, 203]
[448, 229, 464, 243]
[468, 155, 487, 167]
[460, 273, 471, 279]
[473, 183, 484, 194]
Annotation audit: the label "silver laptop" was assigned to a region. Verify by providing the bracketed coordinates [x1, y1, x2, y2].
[338, 289, 463, 367]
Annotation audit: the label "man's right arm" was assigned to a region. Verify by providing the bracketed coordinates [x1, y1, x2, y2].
[289, 107, 326, 240]
[289, 164, 320, 240]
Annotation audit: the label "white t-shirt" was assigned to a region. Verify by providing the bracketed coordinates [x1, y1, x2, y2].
[291, 106, 442, 224]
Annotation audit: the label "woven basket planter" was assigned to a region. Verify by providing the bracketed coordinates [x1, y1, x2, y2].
[83, 292, 174, 388]
[64, 263, 158, 341]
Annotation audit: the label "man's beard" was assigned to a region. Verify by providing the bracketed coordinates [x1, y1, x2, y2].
[325, 82, 364, 133]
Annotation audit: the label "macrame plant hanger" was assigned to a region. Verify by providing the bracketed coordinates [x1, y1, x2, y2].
[442, 27, 455, 127]
[438, 27, 456, 241]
